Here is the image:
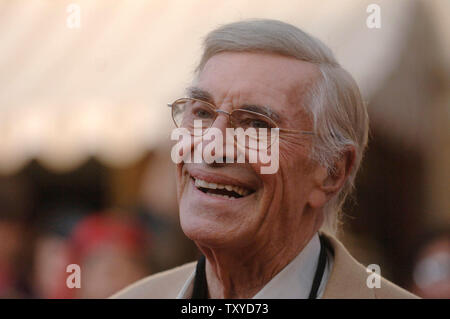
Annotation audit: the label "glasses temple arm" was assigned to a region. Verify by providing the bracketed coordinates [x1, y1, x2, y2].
[278, 128, 315, 135]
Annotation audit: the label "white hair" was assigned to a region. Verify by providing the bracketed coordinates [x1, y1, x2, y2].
[195, 19, 369, 235]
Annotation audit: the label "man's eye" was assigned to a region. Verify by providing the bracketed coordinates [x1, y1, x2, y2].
[248, 119, 271, 129]
[193, 108, 214, 119]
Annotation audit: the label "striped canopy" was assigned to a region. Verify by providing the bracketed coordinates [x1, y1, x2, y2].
[0, 0, 447, 174]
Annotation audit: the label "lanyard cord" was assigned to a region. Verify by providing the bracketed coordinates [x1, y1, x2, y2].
[308, 235, 327, 299]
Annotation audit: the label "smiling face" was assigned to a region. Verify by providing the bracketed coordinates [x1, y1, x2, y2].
[177, 52, 326, 250]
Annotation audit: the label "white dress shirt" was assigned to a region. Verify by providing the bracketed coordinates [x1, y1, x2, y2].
[176, 233, 333, 299]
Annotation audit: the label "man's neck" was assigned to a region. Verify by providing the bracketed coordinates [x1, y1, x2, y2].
[200, 232, 316, 299]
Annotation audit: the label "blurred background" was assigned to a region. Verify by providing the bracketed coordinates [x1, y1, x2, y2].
[0, 0, 449, 299]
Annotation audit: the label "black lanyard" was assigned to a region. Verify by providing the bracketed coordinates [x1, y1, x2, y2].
[191, 235, 328, 299]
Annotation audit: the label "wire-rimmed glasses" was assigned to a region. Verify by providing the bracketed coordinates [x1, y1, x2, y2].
[168, 97, 314, 149]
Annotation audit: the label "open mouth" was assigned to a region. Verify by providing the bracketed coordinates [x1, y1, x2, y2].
[191, 176, 254, 200]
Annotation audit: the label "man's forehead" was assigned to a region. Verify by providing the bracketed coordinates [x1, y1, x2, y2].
[191, 52, 318, 119]
[199, 51, 318, 79]
[196, 52, 318, 97]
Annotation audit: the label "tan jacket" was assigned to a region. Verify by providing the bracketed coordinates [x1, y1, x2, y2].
[111, 233, 418, 299]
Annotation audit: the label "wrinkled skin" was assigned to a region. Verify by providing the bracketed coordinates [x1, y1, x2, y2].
[176, 52, 354, 298]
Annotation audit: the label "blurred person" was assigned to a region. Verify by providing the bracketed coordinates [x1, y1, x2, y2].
[137, 147, 199, 272]
[0, 176, 31, 298]
[0, 218, 25, 298]
[112, 19, 417, 299]
[410, 230, 450, 299]
[70, 213, 151, 299]
[31, 206, 85, 298]
[135, 206, 199, 273]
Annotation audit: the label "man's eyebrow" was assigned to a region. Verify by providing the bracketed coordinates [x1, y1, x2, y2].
[241, 104, 281, 122]
[185, 87, 281, 122]
[186, 87, 214, 103]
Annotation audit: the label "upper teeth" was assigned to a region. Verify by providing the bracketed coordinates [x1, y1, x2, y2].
[194, 178, 250, 196]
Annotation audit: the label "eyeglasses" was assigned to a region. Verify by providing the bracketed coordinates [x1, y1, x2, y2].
[167, 97, 314, 148]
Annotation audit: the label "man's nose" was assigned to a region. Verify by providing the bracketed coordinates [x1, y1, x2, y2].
[211, 111, 231, 132]
[199, 111, 236, 164]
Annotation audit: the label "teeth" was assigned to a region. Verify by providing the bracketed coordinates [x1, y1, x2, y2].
[209, 193, 235, 200]
[193, 177, 250, 197]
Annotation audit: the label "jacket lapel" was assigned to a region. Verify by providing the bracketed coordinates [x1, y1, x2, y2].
[321, 232, 375, 299]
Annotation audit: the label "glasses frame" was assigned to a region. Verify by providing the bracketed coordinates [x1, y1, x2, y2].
[167, 97, 315, 138]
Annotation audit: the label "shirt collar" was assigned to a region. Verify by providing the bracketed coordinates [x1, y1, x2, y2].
[253, 233, 322, 299]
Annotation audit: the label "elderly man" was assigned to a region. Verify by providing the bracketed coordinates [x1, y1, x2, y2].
[112, 19, 417, 299]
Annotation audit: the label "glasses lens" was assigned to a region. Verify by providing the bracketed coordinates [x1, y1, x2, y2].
[172, 99, 216, 135]
[231, 110, 277, 149]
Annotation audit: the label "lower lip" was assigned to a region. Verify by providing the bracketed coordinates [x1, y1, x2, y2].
[189, 177, 253, 202]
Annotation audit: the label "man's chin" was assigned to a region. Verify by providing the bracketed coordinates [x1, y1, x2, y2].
[179, 213, 247, 249]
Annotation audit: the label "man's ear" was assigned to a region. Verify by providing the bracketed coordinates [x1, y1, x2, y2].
[308, 146, 356, 208]
[323, 146, 356, 196]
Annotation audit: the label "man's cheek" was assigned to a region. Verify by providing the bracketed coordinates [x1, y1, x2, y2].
[175, 166, 188, 201]
[248, 144, 280, 175]
[260, 155, 279, 174]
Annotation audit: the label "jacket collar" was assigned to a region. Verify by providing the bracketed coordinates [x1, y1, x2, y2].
[321, 232, 375, 299]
